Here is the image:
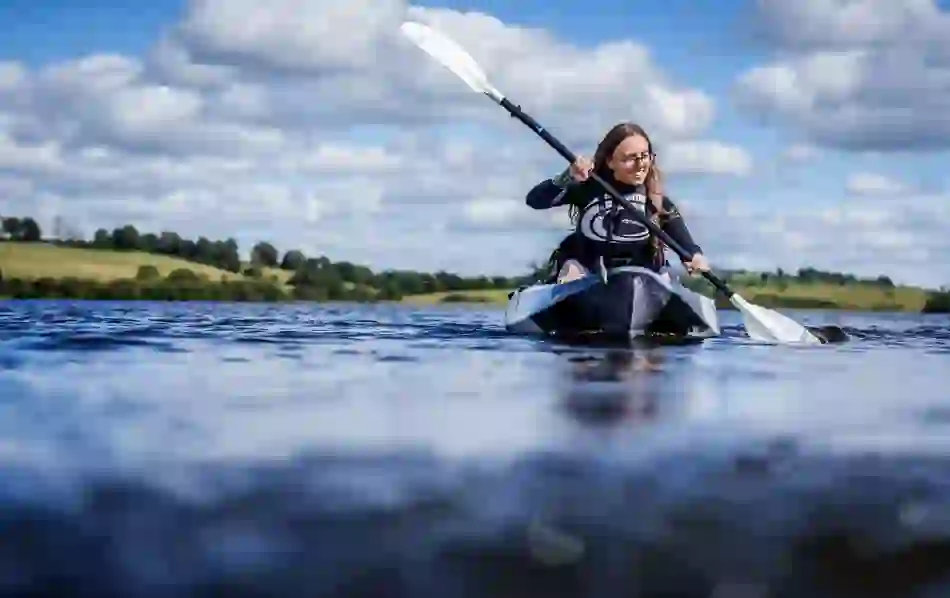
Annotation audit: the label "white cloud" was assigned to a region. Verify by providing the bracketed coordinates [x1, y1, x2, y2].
[275, 144, 406, 175]
[692, 187, 950, 287]
[748, 0, 946, 51]
[457, 196, 571, 233]
[0, 0, 793, 279]
[174, 0, 407, 74]
[719, 0, 950, 287]
[0, 175, 33, 196]
[783, 143, 821, 162]
[661, 141, 752, 176]
[146, 0, 719, 142]
[845, 172, 908, 196]
[0, 62, 26, 91]
[462, 198, 520, 226]
[0, 132, 62, 172]
[736, 0, 950, 151]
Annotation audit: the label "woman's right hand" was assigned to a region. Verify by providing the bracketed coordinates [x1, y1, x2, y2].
[569, 156, 593, 182]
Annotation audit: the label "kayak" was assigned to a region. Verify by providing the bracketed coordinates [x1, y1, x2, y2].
[504, 265, 720, 340]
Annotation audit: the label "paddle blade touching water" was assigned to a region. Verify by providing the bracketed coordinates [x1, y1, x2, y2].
[399, 20, 842, 346]
[730, 295, 823, 344]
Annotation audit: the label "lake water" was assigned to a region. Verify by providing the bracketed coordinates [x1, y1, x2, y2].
[1, 300, 950, 597]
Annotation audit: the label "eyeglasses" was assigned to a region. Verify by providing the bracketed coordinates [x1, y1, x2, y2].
[614, 151, 654, 166]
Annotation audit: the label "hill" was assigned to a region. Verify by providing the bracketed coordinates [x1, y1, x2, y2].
[688, 277, 928, 312]
[0, 238, 522, 303]
[0, 242, 255, 283]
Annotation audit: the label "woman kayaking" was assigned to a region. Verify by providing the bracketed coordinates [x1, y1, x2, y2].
[526, 122, 711, 284]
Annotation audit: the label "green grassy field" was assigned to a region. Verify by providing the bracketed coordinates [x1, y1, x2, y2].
[0, 242, 251, 281]
[403, 280, 930, 311]
[400, 289, 513, 305]
[0, 242, 296, 286]
[722, 280, 927, 311]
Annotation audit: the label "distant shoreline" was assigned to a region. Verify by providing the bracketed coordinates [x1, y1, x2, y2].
[400, 282, 950, 314]
[3, 277, 948, 314]
[1, 240, 948, 313]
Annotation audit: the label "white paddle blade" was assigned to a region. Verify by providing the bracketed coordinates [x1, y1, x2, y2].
[730, 295, 822, 345]
[399, 21, 504, 103]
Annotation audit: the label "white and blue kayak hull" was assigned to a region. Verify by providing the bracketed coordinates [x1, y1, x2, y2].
[504, 266, 720, 340]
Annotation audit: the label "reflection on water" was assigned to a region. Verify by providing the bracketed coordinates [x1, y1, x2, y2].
[1, 300, 950, 597]
[560, 347, 666, 425]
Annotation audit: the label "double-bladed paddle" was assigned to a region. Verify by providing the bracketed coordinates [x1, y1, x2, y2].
[400, 20, 840, 345]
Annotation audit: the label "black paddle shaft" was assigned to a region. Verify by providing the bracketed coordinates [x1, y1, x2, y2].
[497, 96, 733, 297]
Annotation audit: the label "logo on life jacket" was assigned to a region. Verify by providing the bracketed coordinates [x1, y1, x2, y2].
[577, 193, 649, 243]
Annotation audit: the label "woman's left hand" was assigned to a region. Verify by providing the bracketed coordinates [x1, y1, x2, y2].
[684, 253, 710, 275]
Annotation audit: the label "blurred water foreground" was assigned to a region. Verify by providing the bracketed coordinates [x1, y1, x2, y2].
[1, 300, 950, 597]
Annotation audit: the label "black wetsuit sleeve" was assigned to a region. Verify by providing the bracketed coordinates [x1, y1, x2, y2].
[660, 197, 702, 257]
[526, 168, 584, 209]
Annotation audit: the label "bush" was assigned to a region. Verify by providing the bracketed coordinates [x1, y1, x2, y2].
[750, 294, 840, 309]
[923, 291, 950, 313]
[440, 293, 492, 303]
[136, 265, 161, 281]
[108, 278, 143, 300]
[166, 268, 200, 283]
[32, 277, 61, 298]
[0, 270, 431, 304]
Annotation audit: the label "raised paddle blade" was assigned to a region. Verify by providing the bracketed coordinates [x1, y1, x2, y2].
[730, 295, 823, 344]
[399, 21, 505, 103]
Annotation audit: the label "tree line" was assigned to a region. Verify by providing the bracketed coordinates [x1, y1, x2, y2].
[2, 212, 948, 311]
[1, 213, 533, 301]
[0, 267, 290, 302]
[724, 266, 896, 288]
[924, 290, 950, 313]
[0, 216, 42, 242]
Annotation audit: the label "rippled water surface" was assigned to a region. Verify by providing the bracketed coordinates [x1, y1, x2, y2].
[2, 300, 950, 597]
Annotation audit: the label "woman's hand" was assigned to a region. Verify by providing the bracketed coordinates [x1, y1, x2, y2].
[569, 156, 593, 182]
[683, 253, 710, 275]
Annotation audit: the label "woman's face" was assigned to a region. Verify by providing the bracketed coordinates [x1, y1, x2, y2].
[607, 134, 652, 186]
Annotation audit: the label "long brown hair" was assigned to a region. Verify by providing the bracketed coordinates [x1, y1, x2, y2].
[570, 122, 669, 266]
[569, 122, 666, 220]
[595, 122, 664, 209]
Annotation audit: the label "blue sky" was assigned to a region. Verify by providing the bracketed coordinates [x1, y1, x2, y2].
[1, 0, 948, 287]
[1, 0, 184, 63]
